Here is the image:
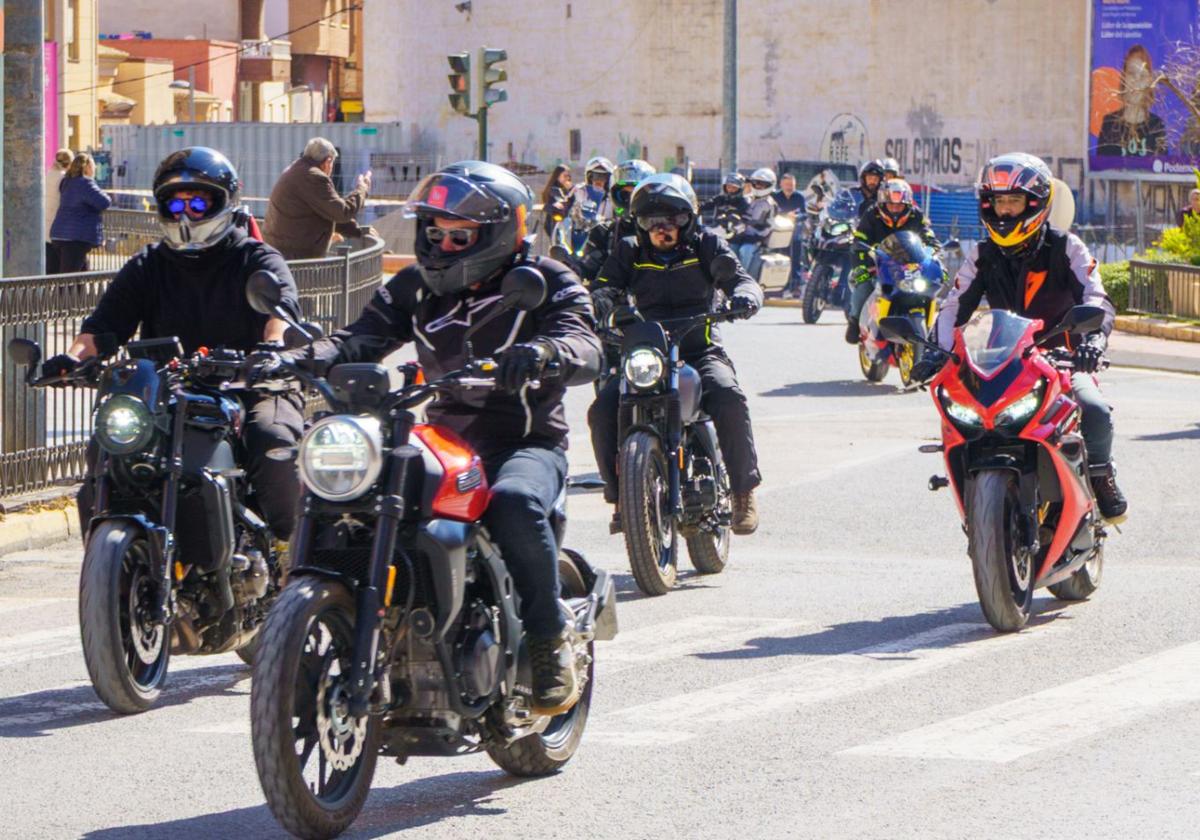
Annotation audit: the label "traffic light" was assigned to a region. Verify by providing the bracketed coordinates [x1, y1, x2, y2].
[476, 47, 508, 109]
[447, 52, 471, 115]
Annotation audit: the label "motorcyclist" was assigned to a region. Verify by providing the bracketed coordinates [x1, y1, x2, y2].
[575, 159, 657, 284]
[730, 168, 779, 278]
[880, 157, 902, 180]
[43, 147, 304, 544]
[854, 159, 887, 216]
[846, 177, 942, 344]
[911, 152, 1127, 521]
[296, 161, 602, 715]
[700, 171, 750, 225]
[588, 173, 764, 535]
[567, 156, 615, 252]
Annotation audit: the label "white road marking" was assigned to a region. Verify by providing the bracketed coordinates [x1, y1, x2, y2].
[590, 621, 1066, 746]
[0, 626, 79, 667]
[0, 598, 73, 618]
[597, 615, 809, 675]
[840, 640, 1200, 763]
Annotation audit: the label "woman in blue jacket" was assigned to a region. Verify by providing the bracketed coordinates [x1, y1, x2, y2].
[49, 152, 111, 273]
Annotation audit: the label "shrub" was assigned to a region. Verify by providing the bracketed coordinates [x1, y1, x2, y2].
[1099, 260, 1129, 312]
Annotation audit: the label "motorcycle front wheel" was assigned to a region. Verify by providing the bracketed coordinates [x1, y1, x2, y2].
[79, 520, 171, 714]
[802, 263, 830, 324]
[620, 431, 678, 596]
[858, 340, 889, 383]
[252, 577, 381, 840]
[968, 470, 1035, 631]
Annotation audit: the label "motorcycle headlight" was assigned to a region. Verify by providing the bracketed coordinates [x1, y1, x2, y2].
[897, 272, 931, 294]
[95, 395, 154, 455]
[298, 415, 384, 501]
[829, 223, 849, 236]
[938, 388, 983, 428]
[623, 347, 666, 391]
[996, 382, 1044, 427]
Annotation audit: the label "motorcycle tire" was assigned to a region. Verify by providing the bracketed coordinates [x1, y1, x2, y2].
[685, 455, 731, 575]
[802, 264, 830, 324]
[486, 553, 595, 776]
[858, 340, 889, 383]
[1049, 544, 1103, 601]
[620, 431, 678, 596]
[968, 470, 1035, 632]
[896, 315, 927, 388]
[79, 520, 171, 714]
[252, 577, 381, 840]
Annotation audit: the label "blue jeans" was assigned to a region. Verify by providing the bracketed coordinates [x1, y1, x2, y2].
[849, 277, 874, 321]
[1070, 372, 1114, 466]
[482, 446, 568, 637]
[736, 242, 761, 278]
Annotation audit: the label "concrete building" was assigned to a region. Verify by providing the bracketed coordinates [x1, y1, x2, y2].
[47, 0, 101, 153]
[108, 37, 240, 122]
[364, 0, 1090, 188]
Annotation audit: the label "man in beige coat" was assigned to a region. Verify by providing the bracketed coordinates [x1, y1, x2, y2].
[263, 137, 373, 259]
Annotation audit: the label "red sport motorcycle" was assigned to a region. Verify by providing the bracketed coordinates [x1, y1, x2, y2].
[880, 305, 1110, 632]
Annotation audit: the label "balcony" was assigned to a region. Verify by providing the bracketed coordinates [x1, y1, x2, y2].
[240, 38, 291, 83]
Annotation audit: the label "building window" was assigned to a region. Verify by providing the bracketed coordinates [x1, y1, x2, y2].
[676, 145, 685, 163]
[68, 115, 80, 149]
[66, 0, 80, 61]
[569, 129, 581, 161]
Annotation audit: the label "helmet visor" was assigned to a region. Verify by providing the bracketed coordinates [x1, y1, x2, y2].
[403, 172, 511, 223]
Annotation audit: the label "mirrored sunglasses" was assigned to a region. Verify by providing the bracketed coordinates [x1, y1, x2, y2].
[425, 225, 479, 247]
[167, 195, 211, 217]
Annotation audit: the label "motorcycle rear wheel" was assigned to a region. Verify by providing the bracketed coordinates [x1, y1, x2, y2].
[968, 470, 1034, 631]
[685, 455, 731, 575]
[802, 264, 830, 324]
[620, 431, 678, 596]
[858, 341, 889, 382]
[486, 553, 595, 776]
[252, 577, 381, 840]
[79, 520, 171, 714]
[1049, 543, 1103, 601]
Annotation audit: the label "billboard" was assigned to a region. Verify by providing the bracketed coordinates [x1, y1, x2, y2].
[1089, 1, 1200, 174]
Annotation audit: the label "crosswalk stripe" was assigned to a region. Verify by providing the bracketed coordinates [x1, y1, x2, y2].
[0, 627, 79, 667]
[840, 639, 1200, 763]
[0, 598, 73, 618]
[597, 615, 809, 675]
[589, 620, 1067, 746]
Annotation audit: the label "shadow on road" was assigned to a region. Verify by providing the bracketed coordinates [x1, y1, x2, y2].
[610, 569, 719, 601]
[1134, 423, 1200, 442]
[0, 663, 250, 738]
[695, 599, 1074, 662]
[759, 379, 894, 399]
[82, 769, 529, 839]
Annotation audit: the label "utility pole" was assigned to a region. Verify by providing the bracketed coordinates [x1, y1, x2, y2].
[188, 65, 196, 122]
[721, 0, 737, 173]
[3, 0, 44, 277]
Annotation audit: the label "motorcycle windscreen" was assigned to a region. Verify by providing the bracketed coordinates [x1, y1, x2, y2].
[961, 310, 1037, 378]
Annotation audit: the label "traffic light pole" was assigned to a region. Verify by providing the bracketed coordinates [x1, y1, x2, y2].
[477, 108, 487, 162]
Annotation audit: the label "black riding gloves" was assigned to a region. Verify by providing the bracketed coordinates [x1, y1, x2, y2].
[41, 353, 79, 379]
[497, 340, 556, 393]
[730, 294, 760, 320]
[1072, 334, 1107, 374]
[909, 348, 950, 383]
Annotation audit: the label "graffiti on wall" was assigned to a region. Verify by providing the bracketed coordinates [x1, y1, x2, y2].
[819, 114, 869, 165]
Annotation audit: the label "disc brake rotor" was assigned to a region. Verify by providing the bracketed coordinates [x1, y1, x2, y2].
[316, 655, 367, 772]
[128, 567, 163, 665]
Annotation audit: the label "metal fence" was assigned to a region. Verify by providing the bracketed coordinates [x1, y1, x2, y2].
[1128, 260, 1200, 320]
[0, 227, 385, 499]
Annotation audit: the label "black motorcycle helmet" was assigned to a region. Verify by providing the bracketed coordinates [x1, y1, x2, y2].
[152, 147, 242, 254]
[722, 171, 745, 195]
[858, 159, 886, 202]
[611, 159, 657, 218]
[405, 160, 533, 296]
[629, 173, 700, 250]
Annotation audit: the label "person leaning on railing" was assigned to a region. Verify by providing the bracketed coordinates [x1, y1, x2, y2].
[49, 152, 112, 274]
[41, 147, 306, 547]
[262, 136, 373, 259]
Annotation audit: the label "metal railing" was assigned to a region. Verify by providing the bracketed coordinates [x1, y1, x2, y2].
[0, 227, 385, 499]
[1128, 259, 1200, 320]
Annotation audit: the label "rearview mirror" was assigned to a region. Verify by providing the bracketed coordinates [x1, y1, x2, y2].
[878, 316, 917, 344]
[246, 270, 286, 316]
[7, 338, 41, 368]
[284, 322, 325, 350]
[1048, 304, 1107, 340]
[500, 265, 547, 312]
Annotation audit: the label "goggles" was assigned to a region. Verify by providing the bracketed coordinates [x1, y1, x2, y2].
[166, 195, 212, 217]
[425, 225, 479, 247]
[637, 212, 691, 232]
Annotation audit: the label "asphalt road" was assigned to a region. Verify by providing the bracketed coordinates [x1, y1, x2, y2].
[2, 305, 1199, 839]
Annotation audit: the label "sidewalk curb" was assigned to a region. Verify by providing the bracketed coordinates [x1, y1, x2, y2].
[1115, 314, 1200, 343]
[764, 298, 803, 308]
[0, 504, 79, 558]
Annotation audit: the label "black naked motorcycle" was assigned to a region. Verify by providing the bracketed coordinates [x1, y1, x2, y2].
[801, 188, 857, 324]
[7, 329, 286, 714]
[609, 305, 748, 596]
[242, 270, 617, 839]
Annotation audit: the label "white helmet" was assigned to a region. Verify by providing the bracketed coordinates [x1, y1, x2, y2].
[585, 156, 616, 186]
[749, 168, 777, 198]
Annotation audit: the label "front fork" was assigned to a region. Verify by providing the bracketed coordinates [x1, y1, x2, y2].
[152, 392, 187, 622]
[666, 348, 684, 517]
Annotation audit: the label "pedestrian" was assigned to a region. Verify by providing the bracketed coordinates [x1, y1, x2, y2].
[538, 164, 574, 255]
[262, 136, 372, 259]
[49, 152, 112, 274]
[774, 173, 808, 298]
[1177, 188, 1200, 227]
[44, 148, 74, 273]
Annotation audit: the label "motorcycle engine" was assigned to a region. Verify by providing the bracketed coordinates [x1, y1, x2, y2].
[455, 600, 502, 701]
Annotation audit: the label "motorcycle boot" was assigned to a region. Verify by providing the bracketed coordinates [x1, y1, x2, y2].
[844, 317, 859, 345]
[731, 490, 759, 535]
[1089, 463, 1128, 523]
[527, 625, 581, 716]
